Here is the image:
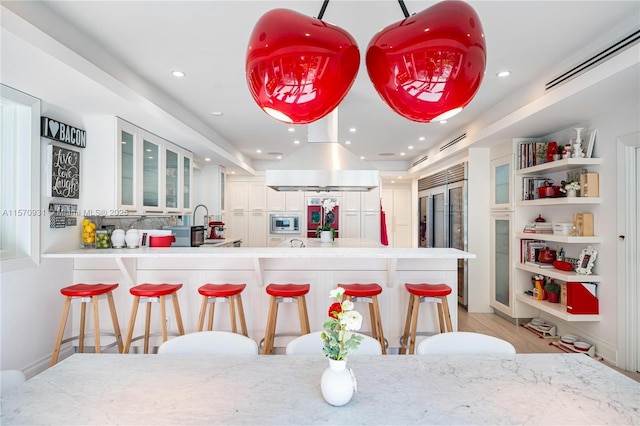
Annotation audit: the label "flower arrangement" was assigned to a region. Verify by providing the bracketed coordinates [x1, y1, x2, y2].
[321, 287, 363, 361]
[560, 181, 581, 193]
[316, 199, 337, 238]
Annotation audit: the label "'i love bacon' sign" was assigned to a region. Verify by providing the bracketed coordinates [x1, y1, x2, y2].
[41, 117, 86, 148]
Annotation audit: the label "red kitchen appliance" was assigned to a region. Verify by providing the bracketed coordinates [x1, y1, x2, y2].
[307, 197, 339, 238]
[208, 221, 225, 239]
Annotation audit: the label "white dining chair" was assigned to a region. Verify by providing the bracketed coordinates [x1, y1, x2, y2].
[416, 331, 516, 355]
[285, 331, 383, 355]
[1, 370, 26, 393]
[157, 331, 258, 355]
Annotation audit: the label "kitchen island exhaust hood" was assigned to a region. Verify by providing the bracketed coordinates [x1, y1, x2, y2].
[266, 111, 379, 192]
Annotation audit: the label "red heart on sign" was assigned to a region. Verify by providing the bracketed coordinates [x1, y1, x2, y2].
[366, 0, 486, 123]
[246, 8, 360, 124]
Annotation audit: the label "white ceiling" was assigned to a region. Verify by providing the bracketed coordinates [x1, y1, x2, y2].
[2, 1, 639, 176]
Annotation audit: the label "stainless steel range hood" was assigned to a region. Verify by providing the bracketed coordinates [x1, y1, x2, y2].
[266, 111, 379, 192]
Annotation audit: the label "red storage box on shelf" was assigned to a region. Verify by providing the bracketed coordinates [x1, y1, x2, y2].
[149, 235, 175, 247]
[566, 282, 598, 314]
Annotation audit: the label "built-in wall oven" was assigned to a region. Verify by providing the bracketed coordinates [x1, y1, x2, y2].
[418, 163, 468, 307]
[269, 214, 301, 234]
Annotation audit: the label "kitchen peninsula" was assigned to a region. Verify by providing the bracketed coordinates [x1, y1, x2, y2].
[43, 239, 474, 353]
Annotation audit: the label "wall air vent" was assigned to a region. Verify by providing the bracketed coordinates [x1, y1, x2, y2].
[439, 133, 467, 152]
[545, 28, 640, 91]
[418, 162, 468, 191]
[412, 154, 429, 167]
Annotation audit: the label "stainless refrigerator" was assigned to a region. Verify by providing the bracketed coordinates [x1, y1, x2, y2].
[418, 163, 468, 307]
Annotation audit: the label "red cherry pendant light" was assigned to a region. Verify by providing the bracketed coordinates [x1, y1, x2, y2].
[366, 0, 486, 123]
[245, 8, 360, 124]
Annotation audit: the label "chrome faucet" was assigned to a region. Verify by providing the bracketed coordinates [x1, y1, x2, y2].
[193, 204, 209, 227]
[290, 239, 305, 248]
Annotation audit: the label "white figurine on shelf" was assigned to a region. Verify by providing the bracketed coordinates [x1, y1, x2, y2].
[572, 128, 585, 158]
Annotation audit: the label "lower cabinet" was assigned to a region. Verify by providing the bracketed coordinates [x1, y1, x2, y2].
[490, 213, 514, 317]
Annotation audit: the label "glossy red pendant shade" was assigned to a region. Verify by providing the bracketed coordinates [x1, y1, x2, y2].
[246, 9, 360, 124]
[366, 0, 486, 123]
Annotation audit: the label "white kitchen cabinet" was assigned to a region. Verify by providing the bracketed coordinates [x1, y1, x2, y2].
[341, 211, 361, 238]
[361, 188, 381, 212]
[140, 130, 162, 213]
[361, 210, 380, 242]
[490, 154, 514, 211]
[182, 154, 192, 212]
[226, 178, 267, 247]
[117, 119, 138, 212]
[285, 191, 304, 212]
[164, 144, 180, 212]
[342, 192, 361, 212]
[381, 185, 412, 247]
[266, 189, 304, 212]
[490, 213, 514, 317]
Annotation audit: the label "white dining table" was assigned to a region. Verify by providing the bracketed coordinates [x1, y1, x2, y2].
[1, 353, 638, 425]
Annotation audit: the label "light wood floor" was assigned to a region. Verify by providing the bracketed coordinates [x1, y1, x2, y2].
[458, 306, 640, 382]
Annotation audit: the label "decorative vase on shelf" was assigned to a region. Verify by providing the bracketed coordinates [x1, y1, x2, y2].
[320, 230, 332, 243]
[545, 141, 558, 163]
[320, 358, 357, 406]
[572, 128, 585, 158]
[567, 189, 577, 197]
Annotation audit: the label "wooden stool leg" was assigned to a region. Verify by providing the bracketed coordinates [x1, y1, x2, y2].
[263, 296, 278, 354]
[50, 297, 72, 366]
[371, 295, 386, 355]
[440, 295, 453, 333]
[236, 294, 248, 337]
[107, 291, 123, 353]
[399, 294, 415, 355]
[436, 302, 446, 333]
[197, 295, 208, 332]
[160, 295, 168, 344]
[143, 300, 152, 354]
[368, 302, 378, 340]
[172, 292, 185, 335]
[78, 301, 87, 353]
[123, 296, 140, 354]
[92, 295, 101, 353]
[297, 295, 310, 335]
[408, 295, 421, 355]
[229, 296, 238, 334]
[207, 301, 215, 331]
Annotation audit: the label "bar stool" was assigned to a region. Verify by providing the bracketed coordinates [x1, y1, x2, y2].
[261, 284, 311, 355]
[50, 283, 123, 366]
[399, 283, 453, 355]
[123, 283, 185, 354]
[197, 283, 248, 336]
[338, 283, 387, 354]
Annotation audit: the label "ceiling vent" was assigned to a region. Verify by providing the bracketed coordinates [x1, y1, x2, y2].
[439, 133, 467, 152]
[412, 154, 429, 167]
[546, 28, 640, 91]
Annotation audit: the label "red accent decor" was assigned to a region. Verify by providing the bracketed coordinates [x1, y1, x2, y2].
[130, 283, 183, 297]
[339, 283, 383, 297]
[246, 8, 360, 124]
[198, 283, 246, 298]
[366, 0, 486, 122]
[404, 283, 452, 297]
[265, 283, 311, 297]
[60, 283, 119, 297]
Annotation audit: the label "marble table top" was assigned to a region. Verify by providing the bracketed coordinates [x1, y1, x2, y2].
[2, 353, 638, 425]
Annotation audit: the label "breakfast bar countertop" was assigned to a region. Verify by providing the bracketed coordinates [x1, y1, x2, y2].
[1, 353, 638, 425]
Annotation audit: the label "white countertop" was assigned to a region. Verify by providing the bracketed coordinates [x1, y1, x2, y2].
[2, 353, 637, 425]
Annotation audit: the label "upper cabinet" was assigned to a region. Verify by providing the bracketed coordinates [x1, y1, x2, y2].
[266, 188, 305, 212]
[490, 142, 515, 211]
[84, 116, 193, 215]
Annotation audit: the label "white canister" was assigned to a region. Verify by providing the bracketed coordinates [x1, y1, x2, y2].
[111, 229, 125, 248]
[125, 229, 139, 248]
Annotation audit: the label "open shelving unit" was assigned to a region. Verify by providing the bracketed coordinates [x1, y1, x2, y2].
[515, 294, 601, 322]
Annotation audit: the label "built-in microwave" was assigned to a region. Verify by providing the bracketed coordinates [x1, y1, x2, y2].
[269, 214, 301, 234]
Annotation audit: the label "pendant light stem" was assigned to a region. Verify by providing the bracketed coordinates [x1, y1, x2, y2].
[398, 0, 410, 18]
[317, 0, 330, 20]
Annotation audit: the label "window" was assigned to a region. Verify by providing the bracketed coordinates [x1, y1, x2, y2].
[0, 84, 41, 271]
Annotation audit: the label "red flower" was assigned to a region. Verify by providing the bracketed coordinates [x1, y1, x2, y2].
[328, 302, 342, 319]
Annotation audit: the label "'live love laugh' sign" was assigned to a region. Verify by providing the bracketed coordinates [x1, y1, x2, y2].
[41, 117, 86, 148]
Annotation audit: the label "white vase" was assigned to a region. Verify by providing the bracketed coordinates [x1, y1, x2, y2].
[567, 189, 577, 197]
[320, 359, 356, 406]
[320, 230, 332, 243]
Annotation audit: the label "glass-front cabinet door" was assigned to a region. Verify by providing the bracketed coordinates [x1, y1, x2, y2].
[490, 213, 513, 317]
[490, 154, 513, 211]
[183, 154, 192, 211]
[165, 146, 179, 211]
[117, 119, 137, 212]
[141, 132, 162, 212]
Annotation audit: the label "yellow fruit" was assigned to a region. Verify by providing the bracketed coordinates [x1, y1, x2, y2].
[82, 232, 89, 239]
[89, 223, 96, 230]
[86, 236, 95, 243]
[82, 219, 89, 227]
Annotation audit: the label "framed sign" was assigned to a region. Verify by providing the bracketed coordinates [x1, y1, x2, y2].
[576, 245, 597, 275]
[47, 144, 80, 199]
[41, 117, 86, 148]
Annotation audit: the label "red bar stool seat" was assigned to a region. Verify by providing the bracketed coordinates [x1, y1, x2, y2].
[339, 283, 387, 354]
[50, 283, 123, 366]
[400, 283, 453, 355]
[123, 283, 185, 354]
[197, 284, 248, 336]
[261, 284, 311, 354]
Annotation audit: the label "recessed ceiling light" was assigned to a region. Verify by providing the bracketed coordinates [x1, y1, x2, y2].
[256, 149, 262, 153]
[277, 155, 282, 159]
[400, 152, 405, 156]
[360, 156, 365, 160]
[171, 70, 185, 77]
[345, 140, 351, 145]
[204, 157, 211, 162]
[408, 145, 414, 150]
[294, 140, 300, 144]
[418, 137, 425, 141]
[288, 127, 295, 132]
[497, 70, 511, 78]
[349, 127, 357, 133]
[211, 112, 223, 116]
[440, 120, 447, 124]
